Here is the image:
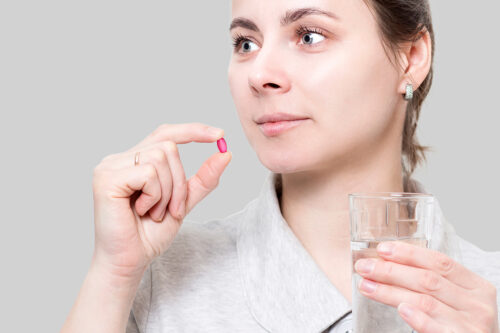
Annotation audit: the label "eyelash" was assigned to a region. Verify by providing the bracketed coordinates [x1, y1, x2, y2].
[231, 25, 327, 52]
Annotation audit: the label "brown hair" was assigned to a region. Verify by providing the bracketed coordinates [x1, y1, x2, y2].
[362, 0, 434, 180]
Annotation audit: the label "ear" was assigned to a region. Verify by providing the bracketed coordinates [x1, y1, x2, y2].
[397, 28, 432, 95]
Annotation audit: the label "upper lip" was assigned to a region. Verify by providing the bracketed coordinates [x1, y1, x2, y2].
[256, 112, 309, 124]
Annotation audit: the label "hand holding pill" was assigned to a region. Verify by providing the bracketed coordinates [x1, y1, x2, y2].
[91, 122, 232, 277]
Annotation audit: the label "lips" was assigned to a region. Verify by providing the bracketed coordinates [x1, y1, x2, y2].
[255, 112, 309, 125]
[257, 118, 309, 137]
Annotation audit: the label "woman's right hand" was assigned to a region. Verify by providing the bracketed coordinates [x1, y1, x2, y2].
[90, 122, 231, 279]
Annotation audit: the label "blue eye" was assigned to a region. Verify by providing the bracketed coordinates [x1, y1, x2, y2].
[232, 34, 259, 54]
[231, 25, 327, 54]
[296, 25, 326, 46]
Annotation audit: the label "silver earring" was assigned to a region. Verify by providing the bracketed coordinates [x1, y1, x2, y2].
[404, 83, 413, 100]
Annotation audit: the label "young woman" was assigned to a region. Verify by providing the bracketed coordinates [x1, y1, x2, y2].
[62, 0, 500, 332]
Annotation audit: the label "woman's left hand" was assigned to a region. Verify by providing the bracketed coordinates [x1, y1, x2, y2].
[354, 240, 499, 332]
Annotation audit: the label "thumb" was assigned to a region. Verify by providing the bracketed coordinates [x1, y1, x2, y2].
[184, 151, 232, 216]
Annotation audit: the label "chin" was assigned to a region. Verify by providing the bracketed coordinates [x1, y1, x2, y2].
[256, 148, 313, 174]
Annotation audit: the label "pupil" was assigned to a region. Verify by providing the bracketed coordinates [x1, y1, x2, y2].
[243, 42, 250, 50]
[304, 34, 311, 43]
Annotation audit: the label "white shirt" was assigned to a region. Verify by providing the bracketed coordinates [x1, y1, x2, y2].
[126, 172, 500, 332]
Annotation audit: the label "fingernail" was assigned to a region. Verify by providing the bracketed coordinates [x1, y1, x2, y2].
[208, 127, 224, 137]
[359, 278, 377, 293]
[378, 242, 394, 255]
[398, 303, 413, 318]
[355, 258, 375, 274]
[177, 201, 185, 219]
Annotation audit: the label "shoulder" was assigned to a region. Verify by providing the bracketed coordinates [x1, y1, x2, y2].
[153, 214, 241, 272]
[456, 236, 500, 322]
[156, 199, 257, 268]
[456, 235, 500, 285]
[128, 204, 254, 331]
[150, 202, 252, 281]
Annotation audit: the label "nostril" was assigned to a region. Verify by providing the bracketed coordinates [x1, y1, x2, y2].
[265, 83, 280, 88]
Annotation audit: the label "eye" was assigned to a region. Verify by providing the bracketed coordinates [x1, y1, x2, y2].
[232, 33, 260, 54]
[296, 25, 326, 46]
[231, 25, 327, 54]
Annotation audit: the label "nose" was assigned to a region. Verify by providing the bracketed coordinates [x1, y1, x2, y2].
[247, 45, 291, 96]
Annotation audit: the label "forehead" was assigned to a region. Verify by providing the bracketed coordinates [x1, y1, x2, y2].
[230, 0, 365, 23]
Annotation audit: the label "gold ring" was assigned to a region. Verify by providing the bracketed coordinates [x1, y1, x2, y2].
[134, 151, 140, 166]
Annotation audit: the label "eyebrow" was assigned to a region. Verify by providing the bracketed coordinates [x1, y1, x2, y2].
[229, 7, 340, 32]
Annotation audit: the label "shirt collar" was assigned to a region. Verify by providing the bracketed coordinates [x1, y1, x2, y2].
[237, 172, 462, 332]
[403, 174, 463, 264]
[237, 172, 351, 332]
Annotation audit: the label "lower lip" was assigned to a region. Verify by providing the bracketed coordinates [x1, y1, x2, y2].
[258, 119, 309, 137]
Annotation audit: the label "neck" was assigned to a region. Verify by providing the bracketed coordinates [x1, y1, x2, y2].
[278, 142, 405, 291]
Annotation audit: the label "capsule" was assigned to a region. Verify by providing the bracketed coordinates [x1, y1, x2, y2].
[217, 137, 227, 153]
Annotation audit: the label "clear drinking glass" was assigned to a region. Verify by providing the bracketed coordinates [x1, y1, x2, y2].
[349, 192, 435, 333]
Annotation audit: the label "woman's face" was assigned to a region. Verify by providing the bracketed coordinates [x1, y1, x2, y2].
[228, 0, 406, 174]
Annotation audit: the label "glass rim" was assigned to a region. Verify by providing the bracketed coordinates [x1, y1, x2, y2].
[348, 192, 434, 199]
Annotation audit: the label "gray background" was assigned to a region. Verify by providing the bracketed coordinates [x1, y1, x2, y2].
[1, 1, 499, 331]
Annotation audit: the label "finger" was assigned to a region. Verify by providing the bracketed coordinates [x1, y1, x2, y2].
[397, 302, 453, 333]
[104, 144, 174, 222]
[160, 141, 187, 220]
[129, 122, 224, 151]
[135, 141, 187, 222]
[376, 240, 484, 290]
[185, 151, 232, 216]
[139, 147, 173, 222]
[356, 277, 461, 323]
[97, 142, 184, 221]
[103, 163, 162, 217]
[354, 258, 472, 310]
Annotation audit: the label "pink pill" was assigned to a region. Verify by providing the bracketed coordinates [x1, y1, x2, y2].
[217, 137, 227, 153]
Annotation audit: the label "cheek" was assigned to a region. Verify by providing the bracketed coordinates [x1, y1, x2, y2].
[227, 64, 239, 104]
[295, 37, 400, 146]
[228, 64, 262, 148]
[228, 64, 250, 119]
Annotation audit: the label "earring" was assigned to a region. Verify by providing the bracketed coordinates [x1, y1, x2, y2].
[404, 83, 413, 100]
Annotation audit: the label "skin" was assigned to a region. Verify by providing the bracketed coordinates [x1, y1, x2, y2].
[228, 0, 499, 331]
